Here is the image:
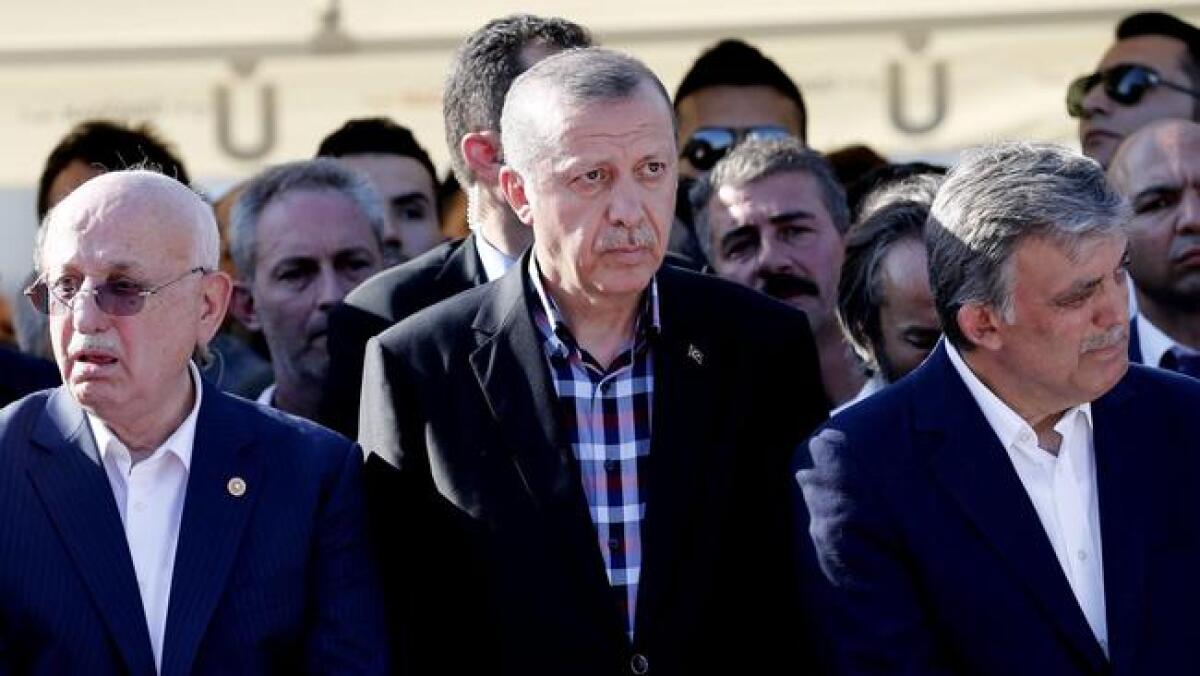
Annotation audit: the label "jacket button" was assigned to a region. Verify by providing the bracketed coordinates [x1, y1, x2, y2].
[630, 652, 649, 674]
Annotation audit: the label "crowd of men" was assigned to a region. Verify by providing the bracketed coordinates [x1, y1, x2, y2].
[1, 8, 1199, 676]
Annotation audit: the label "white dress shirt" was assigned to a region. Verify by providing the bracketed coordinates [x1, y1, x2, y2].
[831, 372, 886, 415]
[945, 342, 1108, 655]
[87, 362, 203, 673]
[1135, 312, 1200, 368]
[474, 230, 518, 283]
[256, 382, 276, 407]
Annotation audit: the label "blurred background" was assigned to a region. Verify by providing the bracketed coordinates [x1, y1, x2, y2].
[2, 0, 1197, 295]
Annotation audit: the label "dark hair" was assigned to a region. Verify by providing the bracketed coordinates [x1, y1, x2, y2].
[317, 117, 438, 190]
[837, 200, 930, 366]
[442, 14, 592, 186]
[37, 119, 190, 220]
[673, 39, 807, 142]
[1117, 12, 1200, 96]
[848, 161, 947, 222]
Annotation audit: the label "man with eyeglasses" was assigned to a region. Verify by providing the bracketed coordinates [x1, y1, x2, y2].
[0, 170, 388, 674]
[1071, 11, 1200, 168]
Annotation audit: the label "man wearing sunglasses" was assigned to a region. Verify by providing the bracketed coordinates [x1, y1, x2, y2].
[0, 170, 388, 673]
[1071, 11, 1200, 168]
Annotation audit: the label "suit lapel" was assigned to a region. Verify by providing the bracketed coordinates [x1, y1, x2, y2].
[160, 383, 260, 676]
[1091, 376, 1146, 674]
[25, 387, 158, 676]
[633, 269, 722, 639]
[468, 260, 620, 632]
[919, 346, 1108, 671]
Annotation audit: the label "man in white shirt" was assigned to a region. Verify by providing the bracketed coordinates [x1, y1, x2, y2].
[0, 170, 387, 674]
[798, 141, 1200, 675]
[1108, 119, 1200, 376]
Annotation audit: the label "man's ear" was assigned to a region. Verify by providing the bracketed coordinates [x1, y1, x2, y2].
[228, 279, 261, 333]
[498, 166, 535, 226]
[956, 302, 1004, 351]
[460, 131, 503, 185]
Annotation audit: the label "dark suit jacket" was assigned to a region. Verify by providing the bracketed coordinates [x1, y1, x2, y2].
[0, 346, 59, 408]
[321, 234, 485, 437]
[799, 343, 1200, 675]
[359, 257, 829, 676]
[0, 381, 388, 675]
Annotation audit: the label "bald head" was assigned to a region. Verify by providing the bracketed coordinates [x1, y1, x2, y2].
[1109, 119, 1200, 194]
[38, 170, 219, 273]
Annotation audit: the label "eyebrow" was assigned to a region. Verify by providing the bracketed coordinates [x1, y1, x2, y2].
[1133, 183, 1181, 200]
[389, 192, 430, 207]
[768, 210, 816, 225]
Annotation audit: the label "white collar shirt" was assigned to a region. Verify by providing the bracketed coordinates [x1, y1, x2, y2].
[831, 372, 887, 415]
[256, 382, 276, 407]
[945, 341, 1108, 655]
[1136, 312, 1198, 368]
[86, 362, 203, 673]
[474, 230, 518, 283]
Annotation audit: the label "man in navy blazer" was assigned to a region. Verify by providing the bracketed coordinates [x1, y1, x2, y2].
[0, 170, 387, 675]
[799, 142, 1200, 674]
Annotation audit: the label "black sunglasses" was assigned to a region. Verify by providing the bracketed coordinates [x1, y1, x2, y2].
[1067, 63, 1200, 118]
[25, 267, 208, 317]
[680, 125, 793, 171]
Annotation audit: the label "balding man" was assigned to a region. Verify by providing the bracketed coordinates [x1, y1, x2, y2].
[0, 171, 387, 675]
[1108, 119, 1200, 375]
[359, 48, 828, 676]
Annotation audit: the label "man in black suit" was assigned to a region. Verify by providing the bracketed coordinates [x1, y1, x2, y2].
[321, 15, 592, 436]
[359, 47, 829, 675]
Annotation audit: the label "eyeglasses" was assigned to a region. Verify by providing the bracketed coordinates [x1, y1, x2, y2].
[25, 267, 208, 316]
[680, 125, 793, 171]
[1066, 63, 1200, 118]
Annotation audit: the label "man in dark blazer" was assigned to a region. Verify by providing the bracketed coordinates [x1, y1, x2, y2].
[799, 141, 1200, 674]
[320, 15, 593, 437]
[0, 170, 387, 674]
[359, 48, 828, 676]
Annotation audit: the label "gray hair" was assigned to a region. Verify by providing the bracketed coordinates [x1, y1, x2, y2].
[500, 47, 675, 176]
[927, 141, 1130, 349]
[230, 158, 385, 281]
[858, 171, 944, 221]
[690, 138, 850, 263]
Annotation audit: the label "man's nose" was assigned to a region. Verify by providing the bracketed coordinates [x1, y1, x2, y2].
[1177, 188, 1200, 234]
[607, 175, 642, 227]
[71, 287, 111, 334]
[1079, 79, 1111, 120]
[315, 268, 349, 312]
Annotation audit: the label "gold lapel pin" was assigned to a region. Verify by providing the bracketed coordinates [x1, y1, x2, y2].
[227, 476, 247, 498]
[687, 344, 704, 365]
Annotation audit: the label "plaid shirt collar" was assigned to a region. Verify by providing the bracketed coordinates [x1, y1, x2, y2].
[527, 254, 661, 362]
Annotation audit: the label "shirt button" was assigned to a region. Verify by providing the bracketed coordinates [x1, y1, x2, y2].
[630, 652, 649, 674]
[1077, 550, 1088, 561]
[133, 502, 147, 512]
[608, 538, 621, 552]
[604, 459, 619, 473]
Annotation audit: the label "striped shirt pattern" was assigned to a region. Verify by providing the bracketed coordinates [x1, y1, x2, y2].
[529, 260, 659, 639]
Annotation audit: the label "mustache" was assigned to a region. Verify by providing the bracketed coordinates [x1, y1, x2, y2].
[1080, 324, 1127, 354]
[595, 225, 658, 252]
[760, 272, 820, 300]
[68, 334, 120, 355]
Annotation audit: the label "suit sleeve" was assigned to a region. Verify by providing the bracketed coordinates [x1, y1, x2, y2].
[304, 439, 390, 674]
[797, 426, 955, 675]
[320, 303, 389, 438]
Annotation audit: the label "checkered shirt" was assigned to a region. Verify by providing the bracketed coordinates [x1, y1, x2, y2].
[529, 259, 659, 639]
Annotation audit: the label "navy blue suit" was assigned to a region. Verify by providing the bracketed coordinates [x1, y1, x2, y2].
[0, 381, 388, 675]
[799, 343, 1200, 675]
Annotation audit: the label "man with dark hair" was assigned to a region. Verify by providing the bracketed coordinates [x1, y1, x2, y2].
[321, 14, 592, 436]
[1108, 119, 1200, 376]
[835, 200, 940, 410]
[359, 47, 827, 676]
[692, 138, 864, 406]
[1071, 11, 1200, 167]
[674, 38, 806, 178]
[317, 117, 442, 265]
[801, 141, 1200, 674]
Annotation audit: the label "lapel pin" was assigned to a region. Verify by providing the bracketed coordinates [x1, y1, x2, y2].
[687, 344, 704, 365]
[227, 476, 247, 498]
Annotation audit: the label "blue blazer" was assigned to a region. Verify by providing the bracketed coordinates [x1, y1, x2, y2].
[799, 343, 1200, 675]
[0, 381, 388, 675]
